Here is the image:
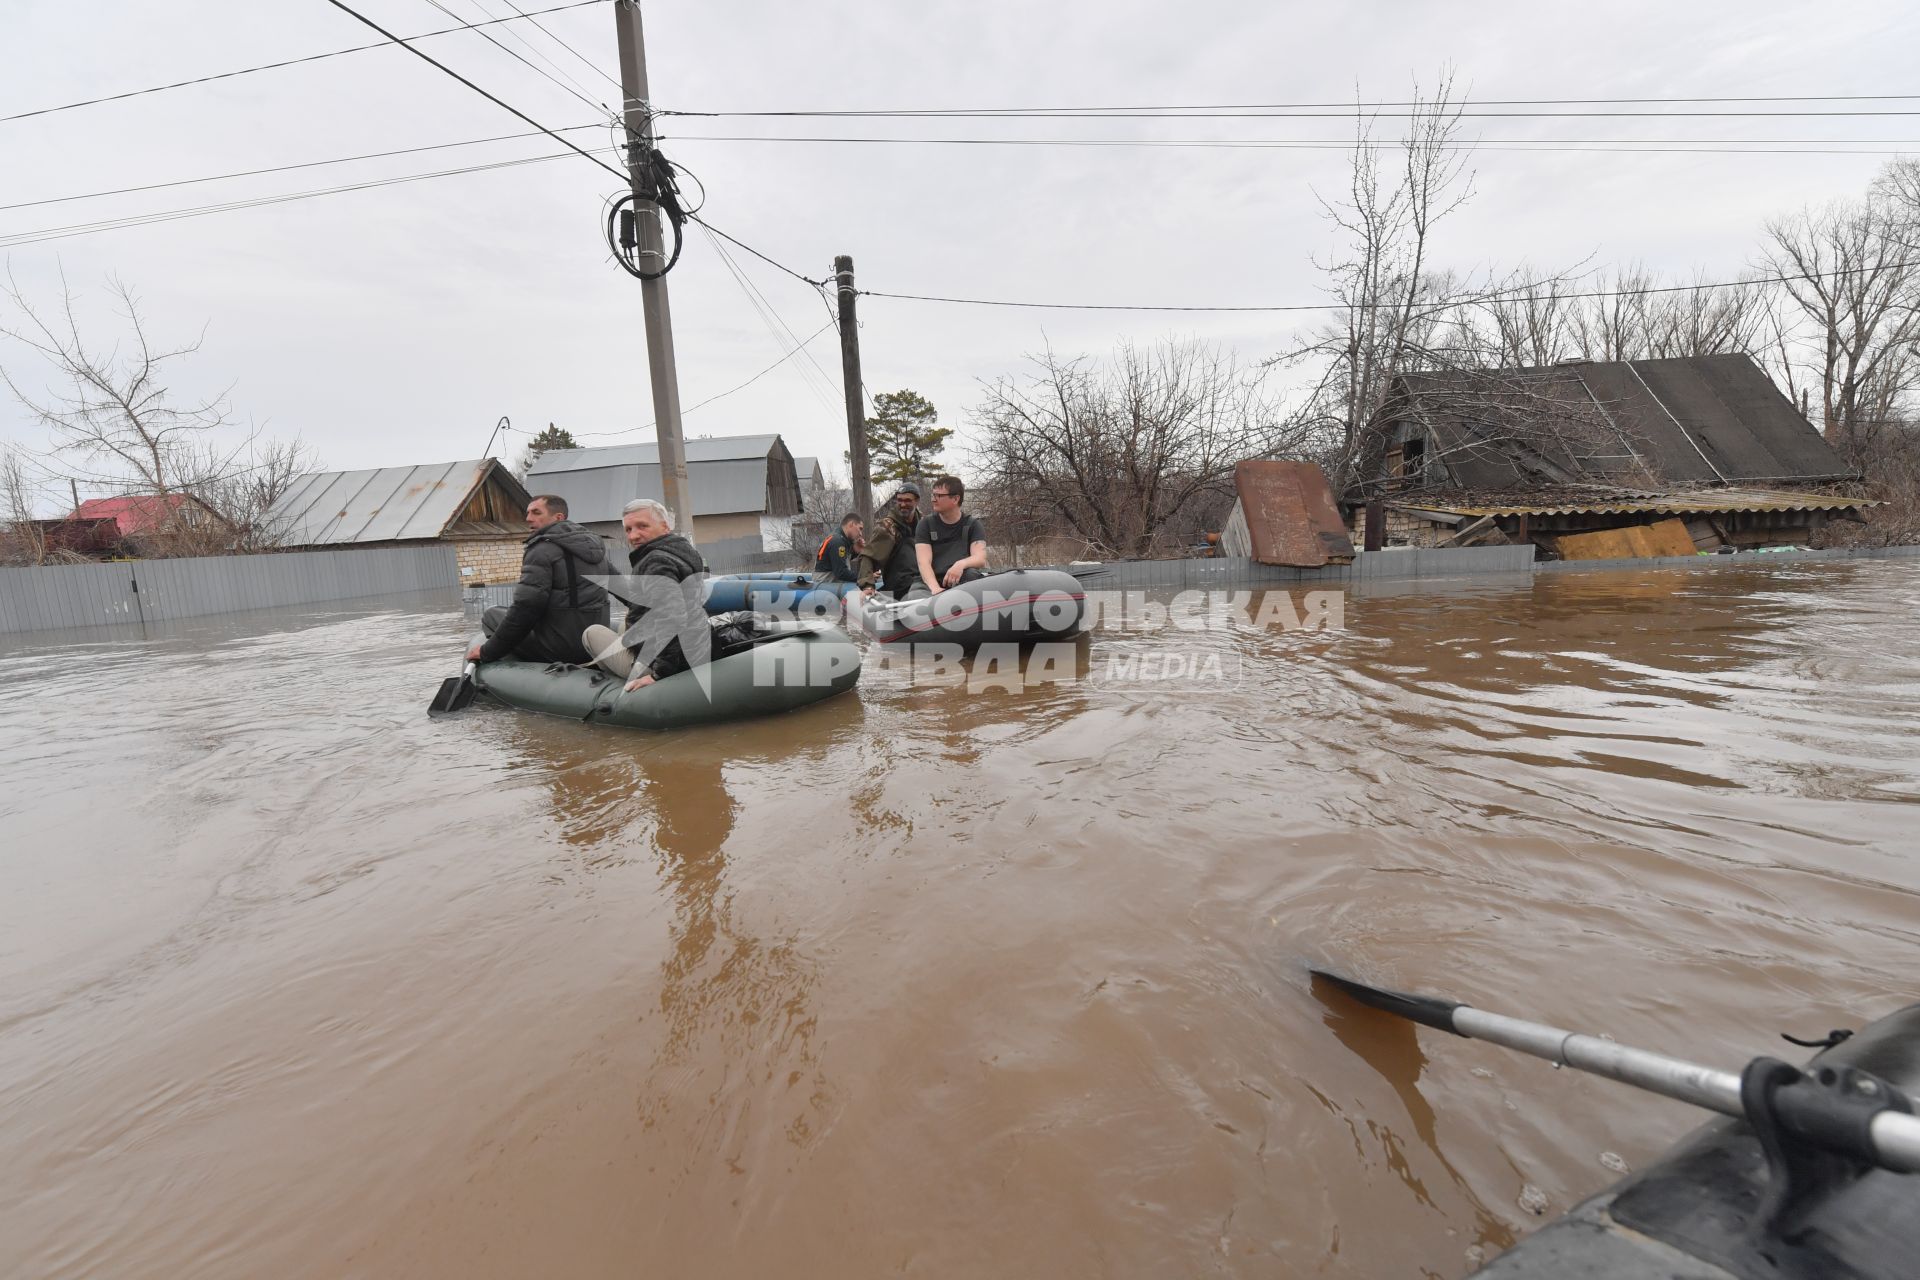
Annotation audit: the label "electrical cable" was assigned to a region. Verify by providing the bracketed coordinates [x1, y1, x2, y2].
[454, 0, 611, 105]
[697, 223, 841, 413]
[320, 0, 625, 182]
[664, 133, 1920, 158]
[566, 318, 838, 440]
[418, 0, 607, 115]
[0, 152, 573, 248]
[13, 122, 1905, 218]
[493, 0, 625, 93]
[1, 122, 605, 213]
[684, 213, 828, 288]
[660, 94, 1920, 121]
[0, 0, 605, 125]
[855, 258, 1920, 313]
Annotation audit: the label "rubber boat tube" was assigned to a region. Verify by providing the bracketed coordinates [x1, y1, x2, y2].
[702, 574, 858, 618]
[474, 625, 861, 729]
[856, 568, 1086, 649]
[1469, 1000, 1920, 1278]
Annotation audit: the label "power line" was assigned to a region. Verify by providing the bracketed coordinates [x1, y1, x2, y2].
[320, 0, 624, 181]
[453, 0, 611, 106]
[661, 93, 1920, 121]
[493, 0, 624, 93]
[685, 213, 828, 288]
[697, 224, 841, 413]
[665, 133, 1920, 158]
[0, 153, 574, 248]
[418, 0, 608, 115]
[0, 0, 605, 125]
[1, 123, 605, 213]
[14, 122, 1907, 218]
[857, 259, 1920, 314]
[568, 319, 839, 439]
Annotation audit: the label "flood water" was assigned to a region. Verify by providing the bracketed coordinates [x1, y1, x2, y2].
[2, 560, 1918, 1279]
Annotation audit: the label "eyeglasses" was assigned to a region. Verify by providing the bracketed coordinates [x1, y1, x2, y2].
[931, 491, 953, 499]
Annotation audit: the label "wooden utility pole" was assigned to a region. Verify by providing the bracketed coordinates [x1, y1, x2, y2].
[69, 478, 80, 513]
[614, 0, 694, 539]
[834, 255, 872, 523]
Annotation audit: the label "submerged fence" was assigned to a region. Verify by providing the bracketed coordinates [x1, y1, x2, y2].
[0, 545, 459, 635]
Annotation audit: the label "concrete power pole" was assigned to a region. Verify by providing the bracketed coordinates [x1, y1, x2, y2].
[834, 255, 873, 522]
[613, 0, 694, 540]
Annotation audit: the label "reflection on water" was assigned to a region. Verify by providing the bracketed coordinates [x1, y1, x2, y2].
[2, 562, 1918, 1278]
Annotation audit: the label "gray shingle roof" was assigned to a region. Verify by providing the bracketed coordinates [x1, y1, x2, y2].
[1391, 354, 1854, 491]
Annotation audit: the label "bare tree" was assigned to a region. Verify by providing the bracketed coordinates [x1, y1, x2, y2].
[199, 437, 320, 551]
[1759, 194, 1920, 447]
[0, 445, 51, 566]
[1276, 73, 1497, 492]
[971, 339, 1306, 558]
[0, 273, 309, 556]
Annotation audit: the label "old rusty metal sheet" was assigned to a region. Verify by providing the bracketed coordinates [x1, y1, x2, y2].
[1554, 518, 1699, 561]
[1234, 461, 1356, 566]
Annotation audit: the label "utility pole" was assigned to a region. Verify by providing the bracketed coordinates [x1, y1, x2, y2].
[69, 478, 80, 513]
[613, 0, 694, 539]
[835, 255, 872, 522]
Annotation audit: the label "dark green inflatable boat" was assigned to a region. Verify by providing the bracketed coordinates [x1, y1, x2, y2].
[1467, 999, 1920, 1279]
[473, 624, 862, 729]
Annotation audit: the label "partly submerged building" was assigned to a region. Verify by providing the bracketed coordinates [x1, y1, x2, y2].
[1360, 353, 1873, 555]
[525, 434, 804, 565]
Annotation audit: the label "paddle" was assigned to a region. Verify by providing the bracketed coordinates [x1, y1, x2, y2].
[427, 661, 478, 717]
[1308, 968, 1920, 1174]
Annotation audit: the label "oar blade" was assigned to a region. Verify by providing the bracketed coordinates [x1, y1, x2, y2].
[1309, 968, 1466, 1036]
[427, 665, 478, 717]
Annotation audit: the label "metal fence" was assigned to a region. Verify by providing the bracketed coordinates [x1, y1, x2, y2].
[1067, 545, 1537, 589]
[0, 544, 459, 635]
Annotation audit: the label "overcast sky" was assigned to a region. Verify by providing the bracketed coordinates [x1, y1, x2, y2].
[4, 0, 1915, 510]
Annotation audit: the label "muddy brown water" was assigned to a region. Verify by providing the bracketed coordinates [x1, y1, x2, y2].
[2, 561, 1918, 1279]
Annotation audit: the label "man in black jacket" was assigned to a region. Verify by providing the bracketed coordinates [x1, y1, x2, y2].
[467, 494, 610, 666]
[583, 498, 708, 691]
[855, 484, 923, 598]
[814, 512, 864, 582]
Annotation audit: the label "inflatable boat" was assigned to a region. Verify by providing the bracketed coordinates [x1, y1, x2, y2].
[1309, 968, 1920, 1279]
[856, 568, 1087, 649]
[473, 624, 862, 729]
[701, 573, 859, 618]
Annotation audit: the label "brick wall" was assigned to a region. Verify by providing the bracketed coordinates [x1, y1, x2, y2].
[454, 538, 526, 586]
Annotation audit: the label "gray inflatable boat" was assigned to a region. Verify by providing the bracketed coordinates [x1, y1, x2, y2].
[473, 625, 862, 729]
[857, 568, 1088, 649]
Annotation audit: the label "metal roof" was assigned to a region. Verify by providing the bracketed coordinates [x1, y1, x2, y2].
[524, 434, 798, 521]
[527, 435, 784, 474]
[264, 459, 525, 545]
[1392, 487, 1878, 519]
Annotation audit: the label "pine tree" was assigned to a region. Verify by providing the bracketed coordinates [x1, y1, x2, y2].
[518, 423, 579, 476]
[864, 390, 951, 486]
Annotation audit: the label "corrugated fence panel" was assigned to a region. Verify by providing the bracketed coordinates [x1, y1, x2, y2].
[0, 562, 137, 631]
[0, 545, 459, 635]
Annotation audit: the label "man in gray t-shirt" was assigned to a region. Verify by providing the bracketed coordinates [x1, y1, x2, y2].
[912, 474, 988, 596]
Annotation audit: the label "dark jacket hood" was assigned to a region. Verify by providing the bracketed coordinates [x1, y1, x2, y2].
[529, 519, 608, 567]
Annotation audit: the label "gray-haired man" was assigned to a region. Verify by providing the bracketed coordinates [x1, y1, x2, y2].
[584, 498, 707, 691]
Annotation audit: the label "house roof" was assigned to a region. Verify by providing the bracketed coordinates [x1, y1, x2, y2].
[525, 434, 799, 521]
[1392, 487, 1876, 519]
[1390, 354, 1855, 491]
[528, 435, 784, 473]
[264, 459, 529, 546]
[71, 493, 194, 535]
